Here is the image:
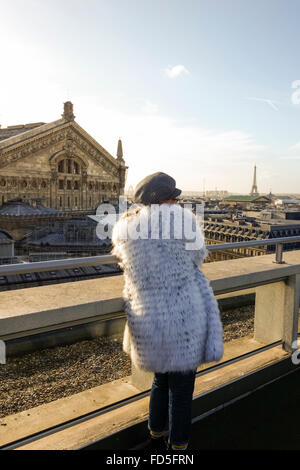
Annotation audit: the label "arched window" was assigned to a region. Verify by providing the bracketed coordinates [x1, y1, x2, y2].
[58, 158, 81, 175]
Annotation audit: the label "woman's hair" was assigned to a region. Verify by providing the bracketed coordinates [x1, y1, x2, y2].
[123, 206, 143, 218]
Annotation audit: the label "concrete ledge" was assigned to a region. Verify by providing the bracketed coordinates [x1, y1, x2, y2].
[2, 291, 255, 356]
[5, 314, 127, 357]
[204, 250, 300, 294]
[0, 276, 124, 336]
[1, 250, 300, 340]
[0, 377, 140, 448]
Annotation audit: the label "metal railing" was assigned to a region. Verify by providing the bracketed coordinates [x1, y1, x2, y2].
[0, 235, 300, 276]
[206, 235, 300, 264]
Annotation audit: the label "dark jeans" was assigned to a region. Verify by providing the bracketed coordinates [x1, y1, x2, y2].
[148, 370, 196, 446]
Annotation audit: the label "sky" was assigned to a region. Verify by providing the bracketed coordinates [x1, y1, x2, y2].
[1, 0, 300, 194]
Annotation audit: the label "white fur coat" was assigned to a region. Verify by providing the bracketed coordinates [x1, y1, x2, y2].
[111, 203, 223, 373]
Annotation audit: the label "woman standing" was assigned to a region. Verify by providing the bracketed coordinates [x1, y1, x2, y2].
[112, 172, 223, 452]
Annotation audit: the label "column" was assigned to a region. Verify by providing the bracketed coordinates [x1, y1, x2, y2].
[254, 275, 300, 349]
[131, 363, 154, 391]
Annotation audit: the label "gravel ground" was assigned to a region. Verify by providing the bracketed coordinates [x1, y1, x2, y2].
[221, 305, 254, 342]
[0, 305, 254, 418]
[0, 335, 131, 419]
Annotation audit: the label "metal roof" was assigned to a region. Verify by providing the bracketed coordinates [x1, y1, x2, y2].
[30, 232, 111, 246]
[0, 231, 12, 240]
[224, 195, 270, 201]
[0, 200, 61, 216]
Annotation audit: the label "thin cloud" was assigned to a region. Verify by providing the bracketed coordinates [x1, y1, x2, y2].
[246, 96, 280, 111]
[164, 65, 189, 78]
[289, 142, 300, 151]
[73, 98, 269, 192]
[279, 155, 300, 160]
[142, 100, 158, 114]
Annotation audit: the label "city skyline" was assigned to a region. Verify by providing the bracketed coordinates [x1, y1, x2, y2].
[1, 0, 300, 193]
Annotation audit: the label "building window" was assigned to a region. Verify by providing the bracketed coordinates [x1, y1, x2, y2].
[59, 180, 64, 190]
[59, 197, 62, 207]
[74, 181, 79, 190]
[68, 197, 70, 207]
[75, 197, 78, 206]
[67, 180, 72, 190]
[74, 162, 79, 174]
[58, 158, 82, 175]
[58, 160, 64, 173]
[66, 159, 71, 173]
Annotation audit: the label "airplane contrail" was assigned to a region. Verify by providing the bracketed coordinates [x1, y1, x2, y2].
[246, 96, 280, 111]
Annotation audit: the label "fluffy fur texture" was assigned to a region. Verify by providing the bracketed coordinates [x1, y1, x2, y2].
[111, 203, 223, 373]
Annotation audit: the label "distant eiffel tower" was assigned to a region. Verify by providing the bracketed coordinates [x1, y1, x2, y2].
[250, 164, 259, 196]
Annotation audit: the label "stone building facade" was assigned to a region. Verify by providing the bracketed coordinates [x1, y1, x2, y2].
[0, 102, 127, 211]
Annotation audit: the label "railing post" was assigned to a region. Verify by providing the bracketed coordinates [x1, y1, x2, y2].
[282, 274, 300, 353]
[274, 243, 285, 264]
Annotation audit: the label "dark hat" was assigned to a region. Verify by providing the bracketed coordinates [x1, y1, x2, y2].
[133, 172, 182, 205]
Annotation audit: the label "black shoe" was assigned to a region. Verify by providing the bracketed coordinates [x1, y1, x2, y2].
[142, 436, 167, 453]
[166, 441, 189, 453]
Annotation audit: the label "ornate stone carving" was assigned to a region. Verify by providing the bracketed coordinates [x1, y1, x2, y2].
[0, 110, 126, 210]
[51, 169, 58, 181]
[82, 170, 87, 184]
[0, 125, 120, 178]
[62, 101, 75, 121]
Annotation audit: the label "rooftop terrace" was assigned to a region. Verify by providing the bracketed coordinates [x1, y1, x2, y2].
[0, 238, 300, 450]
